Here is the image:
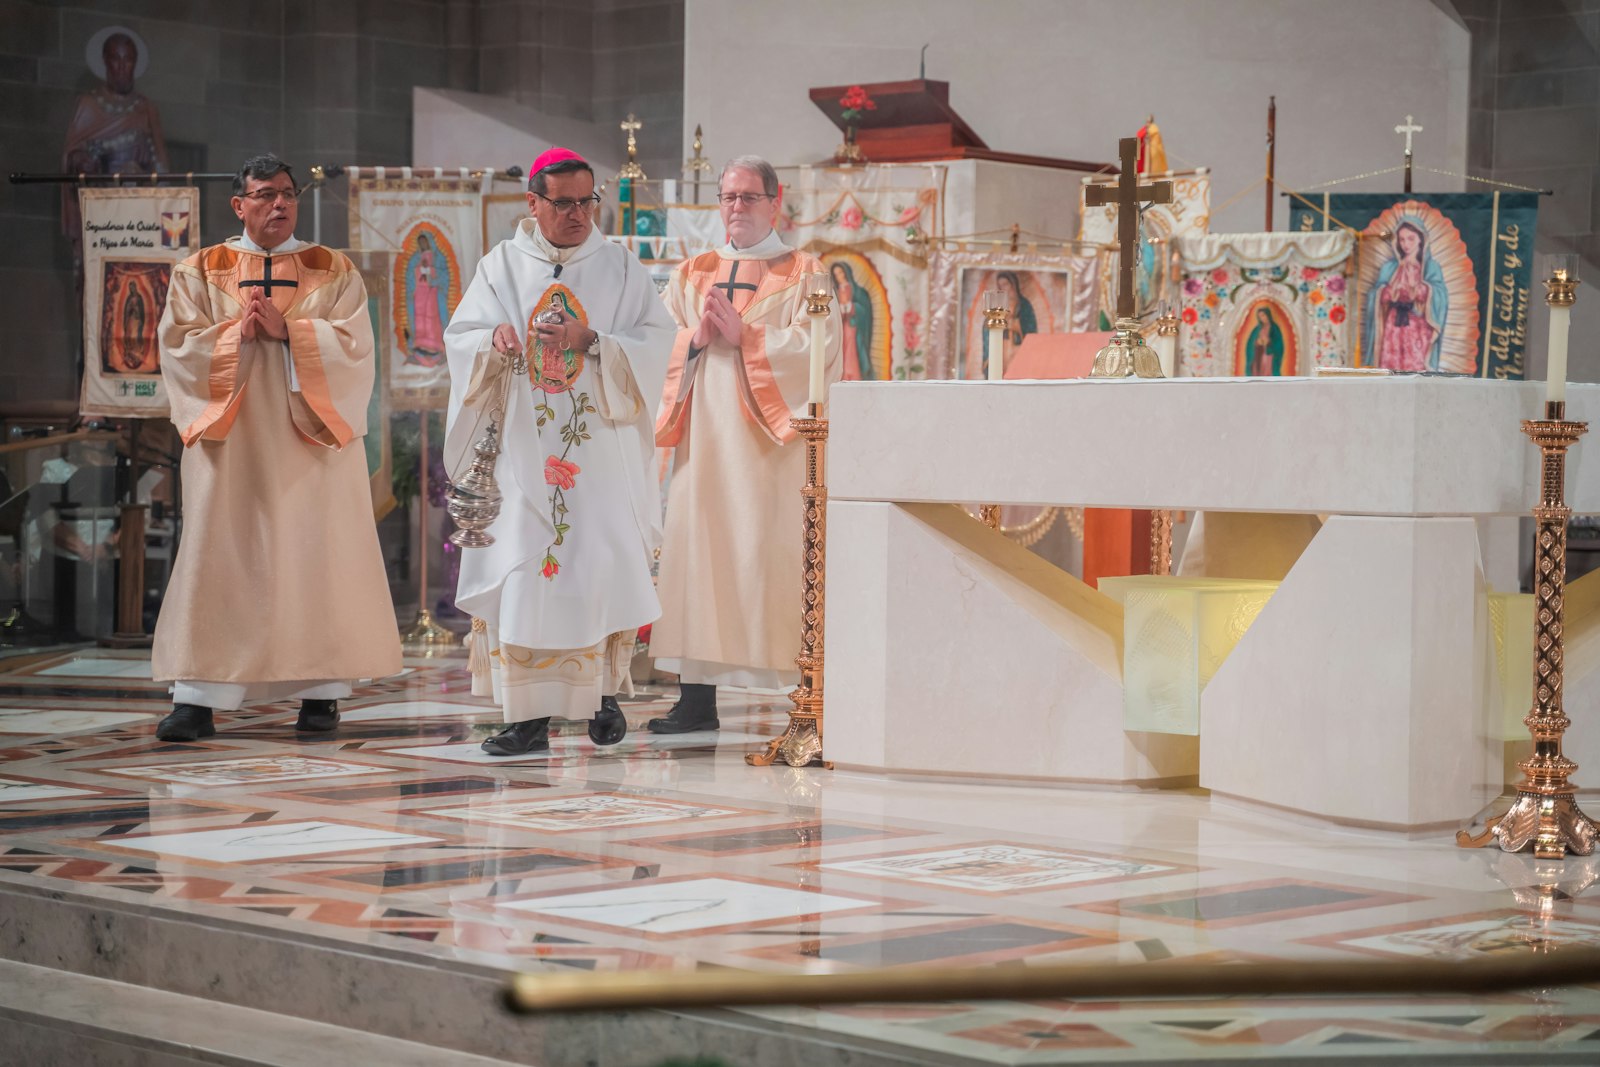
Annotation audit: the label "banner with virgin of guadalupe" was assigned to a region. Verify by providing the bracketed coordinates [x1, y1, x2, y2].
[349, 170, 487, 408]
[78, 185, 200, 417]
[1288, 193, 1539, 379]
[1172, 232, 1356, 377]
[781, 164, 944, 381]
[1079, 170, 1210, 324]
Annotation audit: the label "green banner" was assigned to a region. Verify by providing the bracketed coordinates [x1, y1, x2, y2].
[1289, 192, 1538, 379]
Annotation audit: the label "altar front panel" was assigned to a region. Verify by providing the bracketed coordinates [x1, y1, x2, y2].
[829, 378, 1600, 517]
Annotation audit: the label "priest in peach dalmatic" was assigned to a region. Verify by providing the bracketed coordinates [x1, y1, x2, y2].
[649, 156, 842, 733]
[151, 154, 400, 742]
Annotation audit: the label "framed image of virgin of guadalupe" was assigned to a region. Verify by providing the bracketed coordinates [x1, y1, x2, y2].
[925, 245, 1106, 380]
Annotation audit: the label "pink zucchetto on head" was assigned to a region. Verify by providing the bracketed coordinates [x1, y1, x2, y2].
[530, 147, 586, 174]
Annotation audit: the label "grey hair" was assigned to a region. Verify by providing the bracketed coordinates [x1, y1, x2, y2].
[234, 154, 295, 196]
[718, 156, 780, 198]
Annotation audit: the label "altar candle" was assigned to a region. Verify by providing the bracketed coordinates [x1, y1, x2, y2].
[1156, 332, 1178, 379]
[1548, 301, 1571, 406]
[807, 273, 827, 408]
[985, 289, 1005, 382]
[1545, 257, 1578, 407]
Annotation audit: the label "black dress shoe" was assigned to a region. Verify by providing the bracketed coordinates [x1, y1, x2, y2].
[296, 699, 340, 733]
[647, 683, 720, 734]
[482, 717, 551, 756]
[588, 696, 628, 746]
[156, 704, 215, 742]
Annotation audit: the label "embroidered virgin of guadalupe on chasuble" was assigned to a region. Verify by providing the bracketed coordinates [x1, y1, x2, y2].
[1289, 193, 1539, 379]
[152, 240, 400, 687]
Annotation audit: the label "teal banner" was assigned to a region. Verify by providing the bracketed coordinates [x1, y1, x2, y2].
[1289, 192, 1538, 379]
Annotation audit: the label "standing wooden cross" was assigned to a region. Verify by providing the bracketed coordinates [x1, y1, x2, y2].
[1084, 137, 1172, 321]
[1395, 114, 1423, 193]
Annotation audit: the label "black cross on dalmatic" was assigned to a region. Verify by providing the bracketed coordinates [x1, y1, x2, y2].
[713, 260, 758, 306]
[237, 255, 298, 299]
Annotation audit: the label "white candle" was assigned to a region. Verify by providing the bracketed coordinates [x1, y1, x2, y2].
[808, 283, 827, 408]
[1548, 303, 1571, 406]
[988, 325, 1005, 381]
[1156, 332, 1177, 379]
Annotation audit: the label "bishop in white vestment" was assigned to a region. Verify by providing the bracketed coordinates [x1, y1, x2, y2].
[444, 148, 675, 756]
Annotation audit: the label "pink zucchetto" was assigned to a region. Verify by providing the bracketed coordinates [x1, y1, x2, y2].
[530, 147, 586, 175]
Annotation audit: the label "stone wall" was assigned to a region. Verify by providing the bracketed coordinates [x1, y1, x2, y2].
[0, 0, 684, 410]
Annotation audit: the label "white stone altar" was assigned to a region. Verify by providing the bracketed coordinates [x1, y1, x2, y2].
[824, 378, 1600, 831]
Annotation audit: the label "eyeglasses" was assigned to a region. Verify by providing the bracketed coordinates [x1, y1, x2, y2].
[535, 193, 601, 215]
[240, 188, 299, 204]
[717, 192, 774, 207]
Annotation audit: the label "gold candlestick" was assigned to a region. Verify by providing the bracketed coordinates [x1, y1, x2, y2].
[751, 287, 834, 770]
[978, 293, 1007, 529]
[1458, 400, 1593, 858]
[1149, 509, 1174, 576]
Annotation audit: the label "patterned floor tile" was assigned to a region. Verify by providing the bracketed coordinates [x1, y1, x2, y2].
[0, 777, 102, 803]
[289, 845, 626, 894]
[421, 792, 749, 832]
[630, 820, 920, 855]
[0, 708, 154, 735]
[94, 820, 441, 864]
[97, 755, 397, 787]
[1302, 909, 1600, 959]
[1078, 878, 1423, 928]
[805, 842, 1188, 893]
[744, 916, 1117, 968]
[490, 875, 896, 937]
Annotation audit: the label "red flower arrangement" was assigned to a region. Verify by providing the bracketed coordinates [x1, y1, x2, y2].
[839, 85, 877, 123]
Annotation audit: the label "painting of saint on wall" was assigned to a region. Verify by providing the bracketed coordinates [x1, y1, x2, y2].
[98, 260, 169, 374]
[393, 222, 461, 369]
[957, 268, 1073, 380]
[820, 251, 892, 381]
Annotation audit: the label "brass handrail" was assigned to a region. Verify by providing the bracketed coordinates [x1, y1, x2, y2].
[506, 949, 1600, 1014]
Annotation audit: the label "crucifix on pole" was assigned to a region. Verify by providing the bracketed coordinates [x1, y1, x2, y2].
[1395, 114, 1423, 194]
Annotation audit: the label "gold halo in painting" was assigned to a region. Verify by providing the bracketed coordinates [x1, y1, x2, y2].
[1357, 200, 1480, 374]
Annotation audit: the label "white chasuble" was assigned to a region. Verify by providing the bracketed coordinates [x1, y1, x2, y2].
[652, 232, 843, 687]
[445, 220, 674, 720]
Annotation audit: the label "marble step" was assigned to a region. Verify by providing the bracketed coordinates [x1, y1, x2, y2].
[0, 878, 949, 1067]
[0, 957, 523, 1067]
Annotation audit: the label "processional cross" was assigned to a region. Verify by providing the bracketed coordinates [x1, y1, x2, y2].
[618, 113, 646, 181]
[1084, 136, 1172, 320]
[684, 123, 711, 204]
[1395, 114, 1423, 193]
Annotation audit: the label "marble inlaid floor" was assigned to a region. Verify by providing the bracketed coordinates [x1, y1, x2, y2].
[2, 649, 1600, 1064]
